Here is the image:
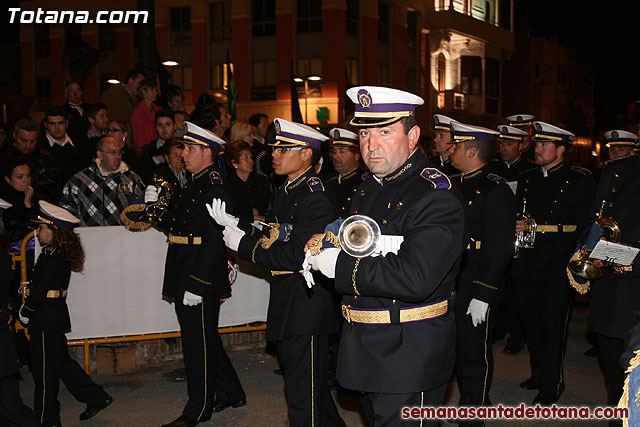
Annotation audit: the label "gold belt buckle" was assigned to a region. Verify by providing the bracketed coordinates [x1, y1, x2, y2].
[342, 305, 352, 324]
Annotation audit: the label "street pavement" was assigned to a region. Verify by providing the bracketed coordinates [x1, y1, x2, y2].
[18, 299, 618, 426]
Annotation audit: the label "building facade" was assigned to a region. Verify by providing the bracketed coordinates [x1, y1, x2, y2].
[17, 0, 593, 140]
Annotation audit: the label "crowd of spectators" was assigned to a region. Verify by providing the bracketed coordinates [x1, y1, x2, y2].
[0, 69, 285, 251]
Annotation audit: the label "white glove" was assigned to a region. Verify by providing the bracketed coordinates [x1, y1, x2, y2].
[302, 250, 316, 288]
[308, 248, 340, 279]
[372, 235, 404, 257]
[18, 304, 29, 325]
[466, 298, 489, 327]
[144, 185, 160, 203]
[183, 291, 203, 306]
[206, 198, 239, 228]
[222, 227, 245, 251]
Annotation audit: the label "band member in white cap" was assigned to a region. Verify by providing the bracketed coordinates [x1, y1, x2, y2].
[506, 113, 536, 164]
[19, 201, 113, 426]
[306, 86, 464, 426]
[148, 121, 246, 427]
[603, 129, 638, 160]
[0, 198, 39, 427]
[513, 121, 594, 404]
[429, 114, 459, 176]
[208, 118, 344, 426]
[326, 127, 363, 218]
[449, 122, 516, 426]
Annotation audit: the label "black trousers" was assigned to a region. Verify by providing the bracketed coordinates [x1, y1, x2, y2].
[455, 304, 495, 427]
[598, 334, 625, 406]
[515, 268, 571, 395]
[29, 329, 108, 427]
[0, 374, 40, 427]
[500, 275, 525, 345]
[276, 333, 345, 426]
[359, 383, 448, 427]
[174, 295, 246, 422]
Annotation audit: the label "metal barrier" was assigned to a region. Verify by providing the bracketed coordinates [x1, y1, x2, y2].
[12, 231, 267, 373]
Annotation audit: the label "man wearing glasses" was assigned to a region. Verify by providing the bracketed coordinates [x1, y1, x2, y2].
[208, 118, 345, 426]
[59, 136, 144, 226]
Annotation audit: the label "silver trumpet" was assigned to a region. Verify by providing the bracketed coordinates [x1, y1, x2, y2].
[338, 215, 381, 258]
[514, 199, 536, 258]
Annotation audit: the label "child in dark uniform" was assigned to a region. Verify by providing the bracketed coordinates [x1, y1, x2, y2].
[19, 200, 112, 427]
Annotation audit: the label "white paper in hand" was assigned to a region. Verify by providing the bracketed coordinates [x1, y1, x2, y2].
[590, 240, 639, 266]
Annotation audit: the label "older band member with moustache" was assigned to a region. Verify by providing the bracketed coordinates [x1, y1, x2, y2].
[305, 86, 465, 426]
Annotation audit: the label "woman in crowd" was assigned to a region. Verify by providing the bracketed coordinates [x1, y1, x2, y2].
[18, 201, 112, 427]
[0, 156, 40, 244]
[131, 79, 161, 148]
[223, 140, 272, 224]
[154, 137, 187, 190]
[0, 198, 40, 427]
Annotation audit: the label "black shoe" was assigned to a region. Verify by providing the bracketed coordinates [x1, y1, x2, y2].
[212, 399, 247, 413]
[503, 339, 524, 355]
[584, 345, 599, 357]
[79, 395, 113, 420]
[162, 415, 199, 427]
[533, 383, 564, 405]
[519, 378, 541, 390]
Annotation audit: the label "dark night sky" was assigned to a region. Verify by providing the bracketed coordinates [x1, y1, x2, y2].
[2, 0, 638, 134]
[518, 0, 640, 132]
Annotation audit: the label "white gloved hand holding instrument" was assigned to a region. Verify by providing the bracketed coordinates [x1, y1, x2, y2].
[206, 198, 245, 251]
[144, 185, 161, 203]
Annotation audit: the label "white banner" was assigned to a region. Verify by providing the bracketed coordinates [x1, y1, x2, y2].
[60, 227, 270, 340]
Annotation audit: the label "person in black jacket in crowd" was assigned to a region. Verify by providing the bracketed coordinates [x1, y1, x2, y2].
[5, 116, 58, 202]
[0, 198, 40, 427]
[0, 156, 40, 244]
[18, 201, 112, 427]
[223, 140, 272, 225]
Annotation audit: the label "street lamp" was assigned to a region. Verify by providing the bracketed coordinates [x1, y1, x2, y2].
[294, 75, 322, 123]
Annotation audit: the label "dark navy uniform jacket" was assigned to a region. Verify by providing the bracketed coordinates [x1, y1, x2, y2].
[453, 164, 516, 307]
[512, 162, 595, 279]
[22, 247, 72, 332]
[158, 163, 231, 299]
[589, 155, 640, 339]
[489, 156, 532, 183]
[237, 167, 339, 342]
[334, 151, 465, 393]
[427, 153, 459, 177]
[326, 168, 363, 219]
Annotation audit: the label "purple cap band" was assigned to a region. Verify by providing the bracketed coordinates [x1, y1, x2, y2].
[39, 212, 76, 229]
[277, 131, 322, 150]
[454, 131, 496, 141]
[356, 102, 416, 114]
[184, 131, 221, 149]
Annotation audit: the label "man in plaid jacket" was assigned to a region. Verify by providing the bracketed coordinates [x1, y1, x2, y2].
[59, 136, 144, 226]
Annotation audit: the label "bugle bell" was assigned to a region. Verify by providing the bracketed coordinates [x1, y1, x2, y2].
[140, 177, 174, 225]
[338, 215, 381, 258]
